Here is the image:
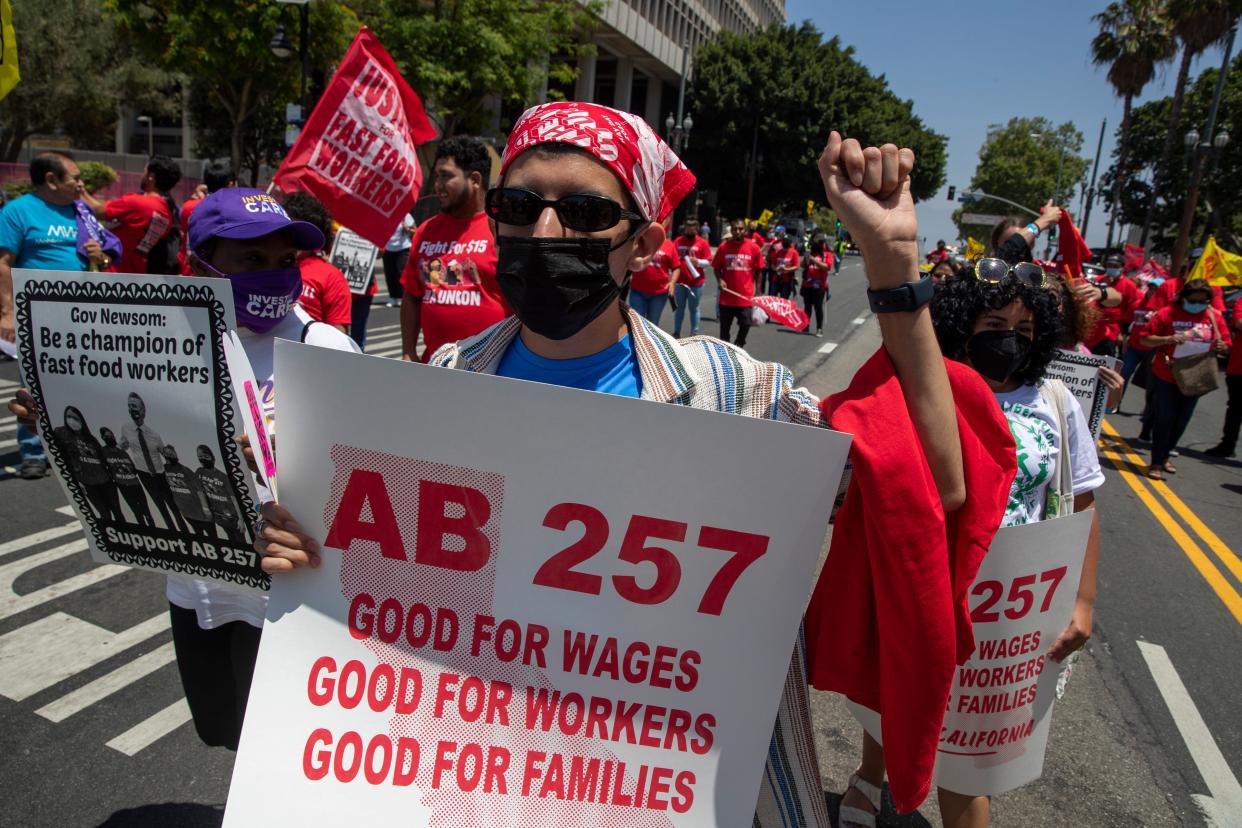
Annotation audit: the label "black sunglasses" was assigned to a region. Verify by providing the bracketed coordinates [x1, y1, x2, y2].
[973, 257, 1050, 289]
[485, 187, 646, 233]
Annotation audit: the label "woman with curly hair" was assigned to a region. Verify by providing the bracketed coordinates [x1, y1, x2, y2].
[1047, 270, 1125, 408]
[840, 266, 1105, 828]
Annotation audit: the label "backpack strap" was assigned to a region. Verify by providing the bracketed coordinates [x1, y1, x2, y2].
[1037, 379, 1075, 518]
[300, 320, 319, 343]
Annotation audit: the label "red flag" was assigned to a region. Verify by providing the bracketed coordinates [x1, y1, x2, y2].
[752, 295, 810, 331]
[1124, 243, 1145, 273]
[274, 28, 437, 247]
[1056, 209, 1092, 279]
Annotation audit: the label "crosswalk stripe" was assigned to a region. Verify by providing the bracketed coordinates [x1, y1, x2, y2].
[0, 524, 82, 561]
[37, 641, 177, 723]
[0, 378, 18, 392]
[368, 345, 404, 359]
[365, 332, 403, 348]
[0, 419, 17, 433]
[0, 544, 126, 621]
[367, 322, 400, 335]
[0, 438, 16, 452]
[106, 698, 193, 756]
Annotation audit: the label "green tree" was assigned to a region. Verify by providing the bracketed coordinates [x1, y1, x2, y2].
[364, 0, 601, 137]
[1090, 0, 1176, 246]
[1102, 51, 1242, 252]
[0, 0, 176, 160]
[687, 23, 947, 218]
[953, 118, 1090, 241]
[105, 0, 358, 179]
[1134, 0, 1242, 248]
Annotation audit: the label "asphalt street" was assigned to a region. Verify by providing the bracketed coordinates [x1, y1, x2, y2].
[1, 256, 1239, 827]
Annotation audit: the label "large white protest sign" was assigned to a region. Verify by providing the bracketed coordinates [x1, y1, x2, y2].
[14, 269, 266, 591]
[1044, 350, 1119, 440]
[850, 510, 1092, 796]
[329, 227, 380, 295]
[225, 341, 851, 827]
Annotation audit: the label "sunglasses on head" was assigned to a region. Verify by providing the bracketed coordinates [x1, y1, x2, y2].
[973, 257, 1049, 289]
[485, 187, 646, 233]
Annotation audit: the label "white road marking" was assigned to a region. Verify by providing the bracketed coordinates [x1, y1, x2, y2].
[1137, 641, 1242, 826]
[0, 541, 126, 620]
[364, 332, 403, 348]
[851, 316, 867, 326]
[55, 505, 75, 516]
[817, 341, 838, 355]
[0, 612, 167, 700]
[0, 524, 82, 561]
[0, 438, 17, 452]
[107, 698, 193, 756]
[0, 378, 18, 392]
[0, 419, 17, 433]
[366, 322, 400, 335]
[37, 641, 177, 722]
[368, 345, 404, 359]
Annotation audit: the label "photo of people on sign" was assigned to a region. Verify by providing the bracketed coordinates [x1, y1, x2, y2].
[328, 226, 379, 295]
[13, 269, 264, 590]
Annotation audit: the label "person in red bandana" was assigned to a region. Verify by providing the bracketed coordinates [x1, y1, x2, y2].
[254, 103, 997, 827]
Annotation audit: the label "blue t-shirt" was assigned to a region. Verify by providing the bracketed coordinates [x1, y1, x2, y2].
[0, 193, 82, 270]
[496, 333, 643, 398]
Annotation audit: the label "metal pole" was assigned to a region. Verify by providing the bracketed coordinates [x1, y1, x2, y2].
[1171, 23, 1236, 274]
[1046, 142, 1067, 258]
[1080, 118, 1106, 238]
[745, 120, 758, 218]
[675, 41, 689, 152]
[299, 2, 310, 117]
[147, 123, 153, 157]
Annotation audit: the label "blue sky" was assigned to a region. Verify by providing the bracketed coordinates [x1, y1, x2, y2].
[785, 0, 1229, 248]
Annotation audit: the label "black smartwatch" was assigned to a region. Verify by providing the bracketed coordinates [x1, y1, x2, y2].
[866, 275, 934, 313]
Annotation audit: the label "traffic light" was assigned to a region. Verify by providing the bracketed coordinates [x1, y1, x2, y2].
[947, 185, 956, 201]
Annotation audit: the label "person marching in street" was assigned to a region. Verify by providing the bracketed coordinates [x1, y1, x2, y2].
[672, 217, 712, 337]
[834, 235, 847, 274]
[80, 154, 183, 274]
[252, 101, 974, 828]
[839, 260, 1105, 828]
[1205, 292, 1242, 458]
[802, 236, 832, 336]
[99, 426, 154, 527]
[282, 192, 352, 335]
[772, 228, 801, 299]
[179, 161, 237, 275]
[628, 219, 681, 326]
[399, 137, 507, 362]
[989, 201, 1062, 264]
[930, 257, 959, 287]
[382, 209, 416, 307]
[712, 218, 764, 348]
[1139, 278, 1231, 479]
[926, 238, 949, 265]
[0, 151, 110, 480]
[1084, 252, 1140, 359]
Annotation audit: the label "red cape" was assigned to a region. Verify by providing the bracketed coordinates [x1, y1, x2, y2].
[805, 349, 1016, 812]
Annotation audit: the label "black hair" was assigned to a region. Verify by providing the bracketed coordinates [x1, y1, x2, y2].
[1178, 278, 1213, 302]
[281, 191, 334, 244]
[202, 160, 236, 193]
[931, 258, 960, 278]
[30, 151, 74, 186]
[146, 155, 182, 193]
[931, 275, 1063, 387]
[436, 136, 491, 184]
[990, 217, 1022, 253]
[1048, 270, 1100, 348]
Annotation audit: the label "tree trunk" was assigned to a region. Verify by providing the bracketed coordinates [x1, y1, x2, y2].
[1106, 95, 1132, 250]
[1138, 45, 1195, 252]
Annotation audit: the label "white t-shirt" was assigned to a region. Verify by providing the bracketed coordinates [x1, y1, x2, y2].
[994, 381, 1105, 527]
[384, 213, 415, 252]
[165, 307, 360, 628]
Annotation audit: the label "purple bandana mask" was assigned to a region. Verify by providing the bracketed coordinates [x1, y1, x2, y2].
[200, 259, 303, 333]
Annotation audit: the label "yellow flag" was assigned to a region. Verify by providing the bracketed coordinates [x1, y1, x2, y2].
[1189, 236, 1242, 287]
[757, 208, 774, 226]
[966, 237, 985, 262]
[0, 0, 17, 102]
[806, 200, 814, 216]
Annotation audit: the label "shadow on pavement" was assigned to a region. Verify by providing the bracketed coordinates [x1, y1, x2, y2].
[98, 803, 223, 827]
[826, 788, 934, 828]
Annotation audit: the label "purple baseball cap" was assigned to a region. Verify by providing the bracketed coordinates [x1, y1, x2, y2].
[187, 188, 324, 254]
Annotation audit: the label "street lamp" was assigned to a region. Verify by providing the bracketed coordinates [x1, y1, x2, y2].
[665, 112, 693, 153]
[269, 24, 293, 59]
[271, 1, 311, 120]
[136, 115, 153, 157]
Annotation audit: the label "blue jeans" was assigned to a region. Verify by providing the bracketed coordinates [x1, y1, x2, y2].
[1121, 346, 1155, 424]
[673, 283, 704, 336]
[629, 289, 667, 326]
[18, 422, 45, 461]
[1151, 378, 1199, 466]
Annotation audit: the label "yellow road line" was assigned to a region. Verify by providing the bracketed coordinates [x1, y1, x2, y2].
[1095, 430, 1242, 626]
[1100, 420, 1242, 587]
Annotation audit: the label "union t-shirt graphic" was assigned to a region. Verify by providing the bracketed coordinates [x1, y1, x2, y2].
[321, 445, 680, 827]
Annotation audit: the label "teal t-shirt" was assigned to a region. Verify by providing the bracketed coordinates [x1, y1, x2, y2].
[0, 193, 82, 270]
[496, 333, 643, 398]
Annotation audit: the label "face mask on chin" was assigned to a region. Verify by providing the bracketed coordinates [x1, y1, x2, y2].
[968, 329, 1033, 384]
[495, 235, 626, 341]
[197, 256, 303, 333]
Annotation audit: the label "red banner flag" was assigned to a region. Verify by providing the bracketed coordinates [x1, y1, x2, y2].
[274, 27, 437, 247]
[1124, 243, 1145, 273]
[1056, 209, 1092, 279]
[752, 295, 810, 331]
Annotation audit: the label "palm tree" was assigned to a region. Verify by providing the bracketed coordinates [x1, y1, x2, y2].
[1091, 0, 1176, 249]
[1137, 0, 1242, 255]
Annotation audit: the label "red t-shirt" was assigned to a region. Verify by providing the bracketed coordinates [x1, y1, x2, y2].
[104, 193, 174, 274]
[178, 196, 202, 275]
[1153, 277, 1226, 312]
[630, 239, 681, 295]
[805, 250, 832, 287]
[1229, 297, 1242, 376]
[1127, 285, 1164, 350]
[1086, 275, 1142, 347]
[400, 211, 506, 362]
[711, 239, 763, 307]
[674, 235, 712, 287]
[297, 255, 353, 327]
[772, 245, 800, 282]
[1142, 304, 1231, 383]
[926, 248, 950, 264]
[749, 232, 766, 248]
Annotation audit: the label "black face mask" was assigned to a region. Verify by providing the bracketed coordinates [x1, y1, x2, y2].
[495, 236, 626, 341]
[968, 330, 1033, 383]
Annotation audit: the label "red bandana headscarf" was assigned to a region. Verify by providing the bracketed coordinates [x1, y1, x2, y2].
[501, 102, 696, 223]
